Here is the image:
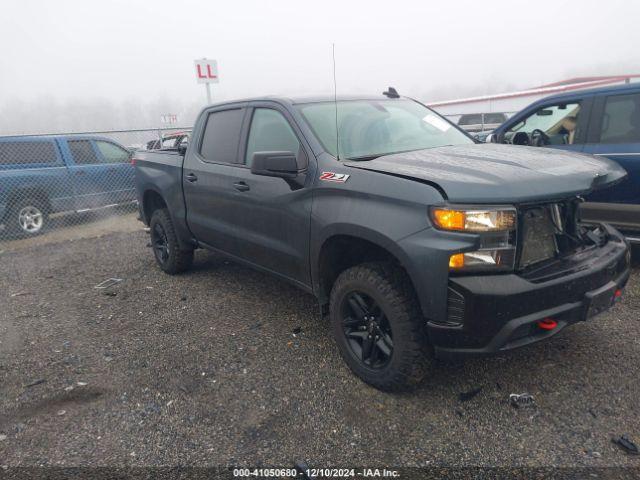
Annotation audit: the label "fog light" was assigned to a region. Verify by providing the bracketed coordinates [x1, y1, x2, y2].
[449, 249, 515, 271]
[449, 253, 465, 268]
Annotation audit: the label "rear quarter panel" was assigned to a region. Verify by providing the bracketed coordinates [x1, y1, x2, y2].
[135, 150, 193, 246]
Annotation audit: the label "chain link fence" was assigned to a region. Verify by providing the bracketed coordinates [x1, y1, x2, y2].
[0, 127, 191, 243]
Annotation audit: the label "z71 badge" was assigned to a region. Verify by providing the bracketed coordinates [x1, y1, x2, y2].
[319, 172, 350, 183]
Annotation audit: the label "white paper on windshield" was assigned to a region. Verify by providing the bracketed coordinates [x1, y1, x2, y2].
[422, 114, 451, 132]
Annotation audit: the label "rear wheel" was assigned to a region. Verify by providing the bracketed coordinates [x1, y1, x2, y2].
[149, 208, 193, 274]
[329, 262, 430, 391]
[7, 198, 49, 237]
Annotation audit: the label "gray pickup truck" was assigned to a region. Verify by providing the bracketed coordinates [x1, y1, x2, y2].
[134, 92, 631, 390]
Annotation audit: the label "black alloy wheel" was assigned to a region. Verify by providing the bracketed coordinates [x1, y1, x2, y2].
[152, 222, 170, 265]
[341, 290, 394, 369]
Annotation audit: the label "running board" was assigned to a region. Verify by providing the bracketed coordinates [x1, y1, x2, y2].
[76, 200, 138, 213]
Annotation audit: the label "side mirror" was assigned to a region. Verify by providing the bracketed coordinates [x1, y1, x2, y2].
[251, 151, 304, 178]
[177, 143, 188, 155]
[485, 133, 494, 143]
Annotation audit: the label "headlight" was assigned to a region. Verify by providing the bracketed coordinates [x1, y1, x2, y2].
[431, 207, 516, 232]
[431, 206, 517, 272]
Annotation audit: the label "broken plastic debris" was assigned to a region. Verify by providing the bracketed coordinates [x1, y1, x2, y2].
[24, 378, 46, 388]
[77, 382, 88, 386]
[94, 278, 123, 289]
[56, 410, 66, 416]
[509, 393, 535, 408]
[612, 435, 639, 455]
[0, 435, 7, 441]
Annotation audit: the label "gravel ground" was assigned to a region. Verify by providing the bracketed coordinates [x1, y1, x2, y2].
[0, 229, 639, 470]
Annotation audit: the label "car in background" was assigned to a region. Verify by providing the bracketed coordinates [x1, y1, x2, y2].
[0, 135, 135, 236]
[146, 131, 190, 150]
[489, 83, 640, 240]
[458, 112, 508, 133]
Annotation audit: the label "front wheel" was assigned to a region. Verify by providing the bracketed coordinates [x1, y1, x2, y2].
[329, 262, 430, 391]
[7, 198, 49, 237]
[149, 208, 194, 274]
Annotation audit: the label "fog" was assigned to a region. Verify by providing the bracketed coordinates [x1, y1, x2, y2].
[1, 0, 639, 133]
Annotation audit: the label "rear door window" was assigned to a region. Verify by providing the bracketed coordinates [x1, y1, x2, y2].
[199, 108, 245, 164]
[599, 93, 640, 144]
[95, 141, 130, 163]
[68, 140, 100, 165]
[0, 141, 58, 165]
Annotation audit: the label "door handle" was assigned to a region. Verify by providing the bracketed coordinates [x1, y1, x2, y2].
[185, 173, 198, 183]
[233, 181, 250, 192]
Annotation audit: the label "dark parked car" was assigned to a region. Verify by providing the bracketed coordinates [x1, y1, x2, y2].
[490, 83, 640, 239]
[0, 135, 135, 236]
[134, 93, 630, 390]
[146, 131, 190, 151]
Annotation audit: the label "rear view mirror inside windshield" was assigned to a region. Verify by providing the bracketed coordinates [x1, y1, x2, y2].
[536, 109, 554, 116]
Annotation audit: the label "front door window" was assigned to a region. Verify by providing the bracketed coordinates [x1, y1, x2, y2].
[506, 102, 581, 146]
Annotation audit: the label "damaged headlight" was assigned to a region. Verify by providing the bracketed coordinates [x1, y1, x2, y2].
[431, 206, 517, 272]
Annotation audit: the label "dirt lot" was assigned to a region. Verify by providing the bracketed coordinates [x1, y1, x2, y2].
[1, 223, 639, 471]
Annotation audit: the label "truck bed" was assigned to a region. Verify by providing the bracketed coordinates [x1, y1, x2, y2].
[134, 149, 187, 231]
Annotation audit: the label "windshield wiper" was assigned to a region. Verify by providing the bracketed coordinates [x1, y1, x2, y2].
[345, 148, 427, 162]
[344, 154, 383, 161]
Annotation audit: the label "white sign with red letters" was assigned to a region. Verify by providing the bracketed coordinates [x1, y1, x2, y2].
[194, 59, 219, 84]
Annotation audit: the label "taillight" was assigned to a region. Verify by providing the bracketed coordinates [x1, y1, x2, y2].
[131, 157, 138, 166]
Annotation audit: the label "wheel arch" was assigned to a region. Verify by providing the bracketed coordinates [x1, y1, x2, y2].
[6, 187, 52, 213]
[313, 226, 422, 314]
[141, 188, 168, 224]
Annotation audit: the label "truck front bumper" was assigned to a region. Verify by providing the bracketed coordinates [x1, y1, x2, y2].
[429, 226, 631, 358]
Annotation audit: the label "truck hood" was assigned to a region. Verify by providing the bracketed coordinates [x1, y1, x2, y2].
[344, 144, 627, 203]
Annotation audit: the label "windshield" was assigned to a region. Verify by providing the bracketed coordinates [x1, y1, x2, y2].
[297, 99, 473, 160]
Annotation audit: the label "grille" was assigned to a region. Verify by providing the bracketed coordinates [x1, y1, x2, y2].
[519, 206, 558, 269]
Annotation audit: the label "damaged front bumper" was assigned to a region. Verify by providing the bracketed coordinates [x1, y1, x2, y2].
[429, 224, 631, 359]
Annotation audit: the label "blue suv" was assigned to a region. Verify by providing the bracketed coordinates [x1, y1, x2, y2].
[490, 83, 640, 240]
[0, 135, 135, 236]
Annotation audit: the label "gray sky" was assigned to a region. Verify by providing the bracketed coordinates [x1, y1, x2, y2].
[1, 0, 639, 131]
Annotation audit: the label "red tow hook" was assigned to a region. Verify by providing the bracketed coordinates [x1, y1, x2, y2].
[537, 318, 558, 331]
[614, 289, 623, 301]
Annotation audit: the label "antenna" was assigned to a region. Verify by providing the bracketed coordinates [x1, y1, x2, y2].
[332, 43, 340, 160]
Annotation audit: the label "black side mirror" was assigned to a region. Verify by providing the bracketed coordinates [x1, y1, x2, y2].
[177, 143, 188, 155]
[251, 151, 304, 178]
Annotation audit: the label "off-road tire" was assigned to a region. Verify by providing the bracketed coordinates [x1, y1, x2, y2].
[329, 262, 430, 391]
[149, 208, 194, 274]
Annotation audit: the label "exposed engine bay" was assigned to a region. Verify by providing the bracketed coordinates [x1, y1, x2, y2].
[518, 197, 610, 272]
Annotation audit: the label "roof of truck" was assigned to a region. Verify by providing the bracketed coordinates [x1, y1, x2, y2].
[208, 94, 410, 107]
